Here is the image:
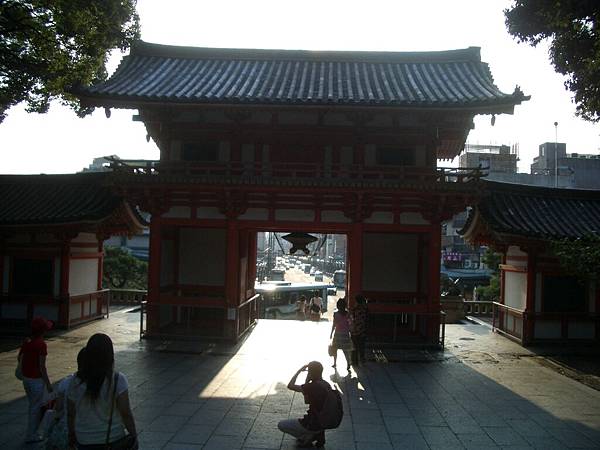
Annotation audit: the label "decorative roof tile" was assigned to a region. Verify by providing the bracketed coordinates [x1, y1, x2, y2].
[461, 181, 600, 240]
[78, 42, 527, 111]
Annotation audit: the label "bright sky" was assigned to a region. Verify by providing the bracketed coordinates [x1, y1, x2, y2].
[1, 0, 598, 174]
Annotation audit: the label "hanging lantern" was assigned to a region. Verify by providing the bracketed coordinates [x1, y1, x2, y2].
[281, 232, 318, 255]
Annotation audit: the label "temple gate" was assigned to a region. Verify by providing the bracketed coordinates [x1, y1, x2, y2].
[77, 42, 527, 344]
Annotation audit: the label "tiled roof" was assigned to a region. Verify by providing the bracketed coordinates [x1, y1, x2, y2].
[461, 181, 600, 240]
[0, 173, 127, 226]
[78, 42, 527, 111]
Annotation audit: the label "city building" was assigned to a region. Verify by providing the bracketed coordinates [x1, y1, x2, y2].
[76, 42, 527, 344]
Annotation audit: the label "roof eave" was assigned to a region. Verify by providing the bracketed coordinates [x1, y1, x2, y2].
[77, 95, 527, 116]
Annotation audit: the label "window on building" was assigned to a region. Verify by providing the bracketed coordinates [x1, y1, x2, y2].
[376, 147, 415, 166]
[182, 142, 219, 161]
[542, 275, 587, 313]
[12, 258, 53, 295]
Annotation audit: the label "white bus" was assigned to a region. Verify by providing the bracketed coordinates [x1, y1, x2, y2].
[255, 281, 335, 319]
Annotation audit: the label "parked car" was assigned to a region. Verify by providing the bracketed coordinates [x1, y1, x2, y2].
[314, 271, 323, 281]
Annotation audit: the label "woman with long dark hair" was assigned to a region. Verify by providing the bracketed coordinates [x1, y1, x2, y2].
[330, 297, 353, 372]
[67, 333, 138, 449]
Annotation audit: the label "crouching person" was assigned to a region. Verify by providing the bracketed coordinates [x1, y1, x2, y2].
[278, 361, 343, 448]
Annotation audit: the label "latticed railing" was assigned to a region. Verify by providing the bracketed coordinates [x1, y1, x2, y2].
[108, 159, 486, 184]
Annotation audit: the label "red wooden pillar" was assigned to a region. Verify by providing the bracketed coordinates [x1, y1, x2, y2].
[147, 216, 162, 333]
[347, 223, 363, 308]
[524, 251, 537, 344]
[247, 231, 258, 293]
[56, 242, 71, 328]
[427, 224, 442, 342]
[225, 220, 240, 340]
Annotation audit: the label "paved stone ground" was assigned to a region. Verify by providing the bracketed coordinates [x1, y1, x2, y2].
[1, 308, 599, 449]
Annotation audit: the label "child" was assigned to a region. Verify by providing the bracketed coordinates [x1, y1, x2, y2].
[44, 348, 86, 449]
[19, 316, 53, 443]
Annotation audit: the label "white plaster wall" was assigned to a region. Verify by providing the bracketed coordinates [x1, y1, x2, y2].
[163, 206, 191, 218]
[275, 209, 315, 222]
[506, 246, 528, 269]
[362, 233, 418, 291]
[179, 228, 226, 286]
[69, 259, 99, 296]
[160, 240, 174, 287]
[504, 271, 527, 310]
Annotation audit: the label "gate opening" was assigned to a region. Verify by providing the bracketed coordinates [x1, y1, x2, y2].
[255, 232, 347, 321]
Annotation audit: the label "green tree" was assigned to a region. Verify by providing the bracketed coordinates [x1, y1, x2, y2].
[103, 246, 147, 290]
[476, 248, 501, 301]
[0, 0, 140, 122]
[505, 1, 600, 121]
[551, 232, 600, 281]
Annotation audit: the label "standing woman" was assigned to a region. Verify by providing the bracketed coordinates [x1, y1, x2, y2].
[309, 291, 323, 322]
[330, 298, 353, 372]
[19, 316, 53, 443]
[67, 333, 138, 450]
[350, 294, 369, 366]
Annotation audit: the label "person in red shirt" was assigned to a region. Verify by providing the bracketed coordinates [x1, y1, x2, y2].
[18, 316, 53, 443]
[278, 361, 328, 448]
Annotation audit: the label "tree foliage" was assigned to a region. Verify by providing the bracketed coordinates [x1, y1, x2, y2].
[103, 246, 147, 290]
[505, 1, 600, 121]
[0, 0, 140, 122]
[476, 248, 501, 301]
[551, 232, 600, 280]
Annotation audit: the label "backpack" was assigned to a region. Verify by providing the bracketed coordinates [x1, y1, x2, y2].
[317, 382, 344, 429]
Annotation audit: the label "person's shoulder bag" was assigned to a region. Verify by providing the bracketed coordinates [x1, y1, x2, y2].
[106, 373, 137, 450]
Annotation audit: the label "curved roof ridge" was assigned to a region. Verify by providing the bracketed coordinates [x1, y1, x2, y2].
[130, 40, 483, 64]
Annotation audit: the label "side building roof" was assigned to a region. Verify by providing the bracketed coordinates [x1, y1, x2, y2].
[460, 181, 600, 245]
[77, 41, 527, 113]
[0, 172, 146, 234]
